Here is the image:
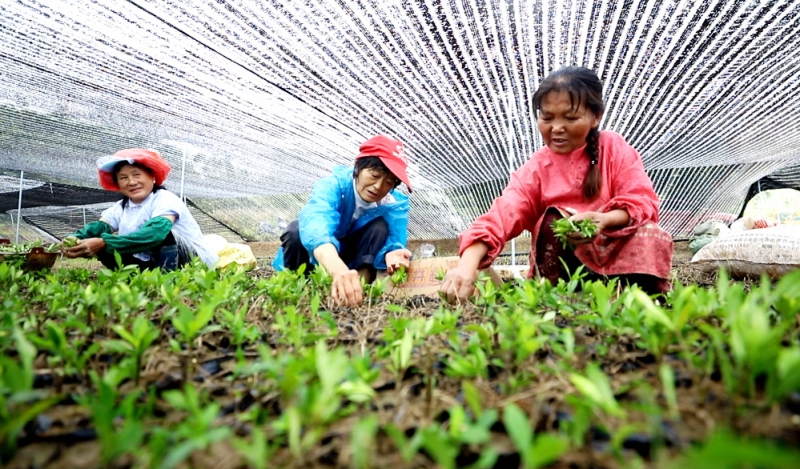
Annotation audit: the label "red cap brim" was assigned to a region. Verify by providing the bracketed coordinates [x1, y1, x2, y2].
[380, 157, 412, 192]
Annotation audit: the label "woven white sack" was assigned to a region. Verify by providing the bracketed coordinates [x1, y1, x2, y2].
[691, 226, 800, 278]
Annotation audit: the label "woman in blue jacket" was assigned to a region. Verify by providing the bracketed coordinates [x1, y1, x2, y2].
[274, 135, 413, 307]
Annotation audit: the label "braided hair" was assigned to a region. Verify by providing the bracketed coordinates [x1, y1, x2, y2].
[532, 66, 605, 200]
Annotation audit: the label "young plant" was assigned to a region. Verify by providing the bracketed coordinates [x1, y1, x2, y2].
[503, 403, 569, 469]
[103, 315, 160, 386]
[232, 426, 277, 469]
[388, 328, 416, 389]
[350, 415, 379, 469]
[0, 329, 61, 457]
[160, 384, 232, 468]
[170, 296, 222, 382]
[551, 217, 598, 249]
[569, 363, 625, 418]
[391, 265, 408, 285]
[385, 423, 424, 463]
[28, 321, 99, 386]
[80, 377, 144, 465]
[665, 429, 800, 469]
[361, 275, 388, 304]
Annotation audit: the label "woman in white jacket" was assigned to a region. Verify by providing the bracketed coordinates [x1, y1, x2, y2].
[62, 148, 217, 270]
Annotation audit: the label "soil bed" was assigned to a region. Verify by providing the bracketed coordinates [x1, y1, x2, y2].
[3, 241, 799, 469]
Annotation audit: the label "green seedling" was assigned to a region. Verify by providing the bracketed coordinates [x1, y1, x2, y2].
[0, 328, 61, 456]
[220, 302, 259, 353]
[171, 294, 223, 382]
[161, 384, 232, 469]
[666, 429, 800, 469]
[388, 328, 416, 389]
[569, 363, 625, 418]
[659, 363, 680, 421]
[80, 377, 144, 465]
[435, 267, 447, 281]
[385, 424, 424, 463]
[103, 316, 160, 386]
[419, 424, 460, 469]
[551, 217, 598, 249]
[445, 336, 490, 379]
[28, 321, 99, 386]
[503, 403, 569, 469]
[391, 265, 408, 285]
[361, 275, 387, 301]
[231, 426, 276, 469]
[0, 240, 55, 255]
[350, 415, 378, 469]
[60, 236, 79, 248]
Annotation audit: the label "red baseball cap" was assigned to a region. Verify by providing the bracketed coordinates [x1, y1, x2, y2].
[356, 135, 412, 192]
[96, 149, 171, 191]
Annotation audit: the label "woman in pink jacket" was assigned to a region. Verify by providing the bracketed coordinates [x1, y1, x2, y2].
[441, 66, 673, 303]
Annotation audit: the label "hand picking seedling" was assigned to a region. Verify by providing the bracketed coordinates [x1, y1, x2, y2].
[61, 236, 79, 248]
[390, 265, 408, 285]
[551, 217, 599, 249]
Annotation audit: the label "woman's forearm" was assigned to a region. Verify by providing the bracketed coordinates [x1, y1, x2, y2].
[313, 243, 350, 274]
[459, 242, 489, 270]
[602, 209, 630, 229]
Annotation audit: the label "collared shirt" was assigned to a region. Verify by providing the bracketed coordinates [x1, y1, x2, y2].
[352, 180, 378, 220]
[100, 190, 218, 267]
[351, 180, 396, 220]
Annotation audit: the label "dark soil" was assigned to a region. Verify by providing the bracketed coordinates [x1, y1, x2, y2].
[10, 240, 796, 469]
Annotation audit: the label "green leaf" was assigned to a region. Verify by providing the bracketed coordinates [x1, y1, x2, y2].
[668, 429, 800, 469]
[0, 395, 61, 443]
[385, 424, 423, 462]
[528, 433, 569, 469]
[659, 364, 679, 420]
[351, 415, 378, 469]
[503, 403, 532, 456]
[462, 381, 483, 417]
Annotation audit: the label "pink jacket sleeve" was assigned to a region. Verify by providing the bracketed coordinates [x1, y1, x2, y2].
[458, 165, 540, 269]
[597, 133, 660, 228]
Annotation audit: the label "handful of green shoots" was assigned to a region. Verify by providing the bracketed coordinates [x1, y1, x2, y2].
[61, 236, 79, 248]
[0, 239, 62, 254]
[551, 218, 598, 249]
[390, 265, 408, 285]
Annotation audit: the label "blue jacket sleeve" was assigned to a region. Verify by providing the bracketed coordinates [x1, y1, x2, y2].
[373, 195, 409, 270]
[298, 174, 345, 265]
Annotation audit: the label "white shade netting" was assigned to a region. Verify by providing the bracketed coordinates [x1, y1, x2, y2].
[1, 0, 799, 241]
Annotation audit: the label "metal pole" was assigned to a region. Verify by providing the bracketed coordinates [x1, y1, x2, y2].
[180, 149, 187, 202]
[15, 171, 23, 243]
[82, 207, 86, 225]
[507, 91, 516, 267]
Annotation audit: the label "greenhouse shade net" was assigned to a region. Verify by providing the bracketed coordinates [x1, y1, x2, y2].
[1, 0, 799, 241]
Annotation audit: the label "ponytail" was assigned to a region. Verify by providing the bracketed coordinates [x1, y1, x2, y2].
[583, 127, 601, 200]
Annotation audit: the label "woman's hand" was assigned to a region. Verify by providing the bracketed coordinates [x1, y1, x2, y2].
[385, 248, 412, 274]
[331, 268, 364, 307]
[563, 208, 629, 245]
[313, 243, 365, 307]
[440, 264, 479, 304]
[439, 242, 487, 304]
[62, 238, 106, 258]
